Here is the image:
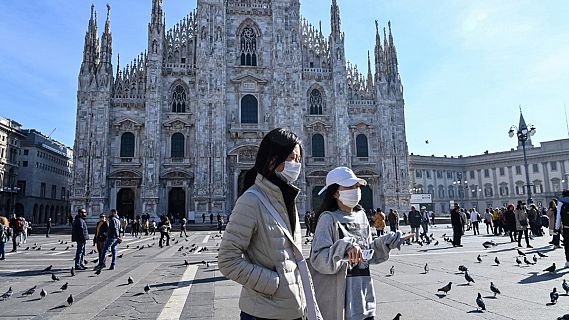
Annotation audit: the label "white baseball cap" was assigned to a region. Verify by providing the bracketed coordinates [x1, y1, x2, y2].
[318, 167, 367, 195]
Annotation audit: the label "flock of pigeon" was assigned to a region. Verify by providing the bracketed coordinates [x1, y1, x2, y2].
[0, 234, 221, 313]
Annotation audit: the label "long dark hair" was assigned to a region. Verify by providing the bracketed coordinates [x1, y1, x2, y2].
[240, 128, 302, 194]
[313, 183, 362, 228]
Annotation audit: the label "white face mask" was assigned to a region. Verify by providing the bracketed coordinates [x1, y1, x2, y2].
[338, 188, 361, 208]
[275, 160, 301, 183]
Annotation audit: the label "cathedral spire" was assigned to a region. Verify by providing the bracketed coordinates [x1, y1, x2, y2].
[367, 50, 373, 90]
[330, 0, 341, 39]
[100, 4, 113, 66]
[374, 20, 384, 82]
[388, 21, 400, 80]
[150, 0, 164, 31]
[81, 4, 99, 74]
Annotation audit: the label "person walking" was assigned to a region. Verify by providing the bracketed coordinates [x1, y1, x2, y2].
[554, 190, 569, 268]
[0, 223, 7, 260]
[143, 218, 149, 236]
[528, 203, 542, 236]
[202, 213, 205, 224]
[387, 209, 399, 232]
[93, 213, 108, 263]
[219, 128, 315, 320]
[217, 217, 224, 234]
[420, 206, 430, 239]
[451, 203, 464, 247]
[8, 214, 21, 252]
[431, 211, 436, 225]
[373, 209, 386, 236]
[71, 209, 89, 270]
[504, 205, 516, 242]
[158, 217, 171, 248]
[483, 208, 492, 234]
[470, 208, 480, 235]
[304, 211, 312, 237]
[95, 209, 122, 271]
[408, 206, 421, 242]
[309, 166, 406, 320]
[209, 213, 214, 224]
[150, 218, 156, 236]
[120, 217, 127, 238]
[46, 218, 52, 238]
[403, 212, 408, 225]
[547, 199, 561, 248]
[491, 209, 500, 235]
[515, 201, 532, 248]
[180, 218, 188, 237]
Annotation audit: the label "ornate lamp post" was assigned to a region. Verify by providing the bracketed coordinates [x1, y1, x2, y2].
[508, 111, 536, 204]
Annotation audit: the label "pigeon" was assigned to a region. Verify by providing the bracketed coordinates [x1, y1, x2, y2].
[128, 277, 134, 285]
[532, 255, 538, 264]
[393, 313, 402, 320]
[0, 287, 13, 300]
[36, 246, 42, 251]
[458, 265, 468, 273]
[43, 265, 53, 272]
[60, 282, 68, 291]
[537, 251, 548, 258]
[437, 282, 452, 295]
[465, 271, 475, 284]
[118, 254, 124, 258]
[544, 263, 556, 273]
[524, 257, 534, 266]
[67, 294, 74, 306]
[516, 257, 522, 266]
[51, 273, 60, 281]
[517, 249, 526, 256]
[51, 247, 56, 251]
[477, 255, 482, 263]
[441, 233, 447, 238]
[40, 289, 47, 299]
[433, 241, 439, 246]
[21, 286, 37, 296]
[184, 260, 189, 266]
[551, 288, 559, 304]
[25, 246, 30, 250]
[70, 267, 75, 277]
[144, 284, 150, 294]
[65, 246, 69, 251]
[494, 257, 500, 265]
[92, 259, 98, 264]
[490, 282, 501, 297]
[476, 292, 486, 311]
[389, 266, 395, 276]
[424, 263, 429, 274]
[95, 268, 102, 275]
[482, 241, 497, 249]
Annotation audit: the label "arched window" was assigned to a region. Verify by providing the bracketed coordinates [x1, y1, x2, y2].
[171, 85, 186, 113]
[120, 132, 135, 157]
[312, 134, 325, 158]
[171, 133, 185, 158]
[240, 26, 257, 66]
[241, 94, 258, 124]
[356, 134, 369, 157]
[309, 89, 323, 115]
[448, 185, 455, 198]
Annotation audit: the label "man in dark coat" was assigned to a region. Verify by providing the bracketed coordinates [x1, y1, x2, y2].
[71, 209, 89, 269]
[451, 203, 464, 247]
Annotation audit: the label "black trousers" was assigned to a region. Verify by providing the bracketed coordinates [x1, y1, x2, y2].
[564, 228, 569, 262]
[159, 232, 170, 247]
[517, 229, 530, 246]
[452, 226, 462, 246]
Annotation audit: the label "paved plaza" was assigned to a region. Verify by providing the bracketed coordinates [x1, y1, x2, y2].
[0, 225, 567, 320]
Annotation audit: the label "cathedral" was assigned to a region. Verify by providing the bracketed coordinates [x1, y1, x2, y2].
[71, 0, 411, 223]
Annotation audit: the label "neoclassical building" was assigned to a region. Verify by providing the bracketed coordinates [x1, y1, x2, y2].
[409, 116, 569, 213]
[71, 0, 410, 223]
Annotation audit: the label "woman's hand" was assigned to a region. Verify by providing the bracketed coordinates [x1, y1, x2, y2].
[345, 245, 363, 265]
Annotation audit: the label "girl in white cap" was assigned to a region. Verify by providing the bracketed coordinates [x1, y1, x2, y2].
[309, 167, 410, 320]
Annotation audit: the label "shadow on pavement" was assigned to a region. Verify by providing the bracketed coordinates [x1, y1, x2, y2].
[518, 269, 569, 284]
[467, 310, 484, 314]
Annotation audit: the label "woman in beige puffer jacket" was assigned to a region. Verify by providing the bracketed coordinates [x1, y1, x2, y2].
[219, 128, 307, 320]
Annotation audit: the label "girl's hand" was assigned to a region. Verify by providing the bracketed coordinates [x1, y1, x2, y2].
[346, 245, 363, 264]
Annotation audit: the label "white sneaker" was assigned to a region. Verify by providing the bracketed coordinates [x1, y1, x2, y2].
[565, 261, 569, 268]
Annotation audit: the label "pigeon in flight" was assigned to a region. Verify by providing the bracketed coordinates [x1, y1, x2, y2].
[437, 282, 452, 295]
[476, 292, 486, 311]
[490, 282, 501, 297]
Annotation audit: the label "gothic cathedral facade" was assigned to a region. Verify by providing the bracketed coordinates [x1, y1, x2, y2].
[71, 0, 411, 223]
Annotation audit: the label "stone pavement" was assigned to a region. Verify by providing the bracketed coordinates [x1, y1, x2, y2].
[0, 225, 567, 320]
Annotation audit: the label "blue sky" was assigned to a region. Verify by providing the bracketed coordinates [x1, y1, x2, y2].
[0, 0, 568, 156]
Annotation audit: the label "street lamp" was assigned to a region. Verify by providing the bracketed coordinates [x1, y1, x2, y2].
[508, 110, 536, 204]
[2, 186, 21, 213]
